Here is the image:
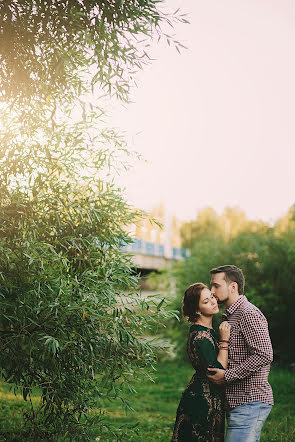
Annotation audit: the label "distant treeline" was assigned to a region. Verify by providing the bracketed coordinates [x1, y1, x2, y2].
[158, 205, 295, 365]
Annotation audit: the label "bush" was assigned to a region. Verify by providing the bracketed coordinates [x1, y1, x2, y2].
[167, 230, 295, 364]
[0, 1, 187, 437]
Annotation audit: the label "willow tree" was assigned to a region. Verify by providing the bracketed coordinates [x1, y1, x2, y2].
[0, 1, 186, 438]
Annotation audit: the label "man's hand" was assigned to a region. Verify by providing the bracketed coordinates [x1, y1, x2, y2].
[207, 368, 225, 385]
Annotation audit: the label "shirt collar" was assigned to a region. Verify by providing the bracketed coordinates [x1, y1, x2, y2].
[223, 295, 246, 318]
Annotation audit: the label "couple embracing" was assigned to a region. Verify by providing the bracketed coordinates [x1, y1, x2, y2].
[172, 265, 273, 442]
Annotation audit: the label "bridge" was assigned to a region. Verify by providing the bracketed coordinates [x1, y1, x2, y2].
[121, 238, 190, 273]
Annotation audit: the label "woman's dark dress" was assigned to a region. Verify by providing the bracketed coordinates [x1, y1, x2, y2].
[172, 325, 225, 442]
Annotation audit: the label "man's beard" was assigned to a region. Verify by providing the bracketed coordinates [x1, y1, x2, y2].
[217, 296, 229, 305]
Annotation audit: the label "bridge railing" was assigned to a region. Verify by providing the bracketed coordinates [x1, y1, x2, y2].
[121, 239, 190, 260]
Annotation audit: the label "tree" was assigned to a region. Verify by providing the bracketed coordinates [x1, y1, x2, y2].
[181, 207, 221, 248]
[181, 206, 268, 249]
[0, 0, 186, 103]
[219, 206, 250, 239]
[0, 1, 186, 438]
[169, 225, 295, 365]
[274, 205, 295, 234]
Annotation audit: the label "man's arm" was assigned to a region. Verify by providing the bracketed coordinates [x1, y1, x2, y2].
[224, 309, 273, 383]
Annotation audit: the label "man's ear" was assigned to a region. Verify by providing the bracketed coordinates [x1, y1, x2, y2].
[232, 282, 238, 293]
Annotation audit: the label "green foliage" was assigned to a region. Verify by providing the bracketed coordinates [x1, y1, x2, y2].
[0, 0, 187, 103]
[0, 165, 177, 438]
[181, 206, 269, 246]
[169, 225, 295, 364]
[0, 0, 186, 438]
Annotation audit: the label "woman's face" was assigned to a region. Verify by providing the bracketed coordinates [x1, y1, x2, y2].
[198, 288, 219, 316]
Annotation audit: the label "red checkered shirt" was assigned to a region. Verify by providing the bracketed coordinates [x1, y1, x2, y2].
[223, 296, 274, 409]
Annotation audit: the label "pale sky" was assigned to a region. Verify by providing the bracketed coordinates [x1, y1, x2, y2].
[111, 0, 295, 223]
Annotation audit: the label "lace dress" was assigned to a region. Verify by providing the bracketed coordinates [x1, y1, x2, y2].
[172, 324, 225, 441]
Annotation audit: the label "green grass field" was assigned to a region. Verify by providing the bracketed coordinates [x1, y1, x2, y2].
[1, 361, 294, 441]
[93, 362, 295, 442]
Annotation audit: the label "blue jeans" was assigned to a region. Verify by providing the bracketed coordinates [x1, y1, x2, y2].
[225, 402, 272, 442]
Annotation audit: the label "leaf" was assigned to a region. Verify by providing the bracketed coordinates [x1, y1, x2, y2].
[157, 299, 165, 311]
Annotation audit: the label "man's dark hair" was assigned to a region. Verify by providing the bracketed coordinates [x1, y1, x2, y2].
[210, 265, 245, 295]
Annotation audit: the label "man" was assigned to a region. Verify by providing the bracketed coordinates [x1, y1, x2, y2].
[207, 265, 273, 442]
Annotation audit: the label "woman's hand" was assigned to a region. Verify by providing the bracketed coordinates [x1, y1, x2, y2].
[207, 368, 225, 384]
[219, 321, 231, 341]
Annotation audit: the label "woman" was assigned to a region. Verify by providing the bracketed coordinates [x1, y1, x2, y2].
[172, 282, 231, 442]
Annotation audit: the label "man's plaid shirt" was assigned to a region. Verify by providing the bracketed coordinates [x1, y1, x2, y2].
[223, 296, 274, 409]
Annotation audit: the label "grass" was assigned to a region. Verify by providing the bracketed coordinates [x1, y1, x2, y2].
[92, 362, 295, 441]
[0, 383, 40, 434]
[0, 362, 294, 441]
[261, 367, 295, 442]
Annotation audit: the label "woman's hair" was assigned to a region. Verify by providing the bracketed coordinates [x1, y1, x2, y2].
[182, 282, 208, 323]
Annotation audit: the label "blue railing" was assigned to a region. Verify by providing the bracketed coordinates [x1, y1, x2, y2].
[121, 239, 189, 260]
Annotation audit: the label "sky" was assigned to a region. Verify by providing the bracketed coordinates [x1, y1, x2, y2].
[111, 0, 295, 224]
